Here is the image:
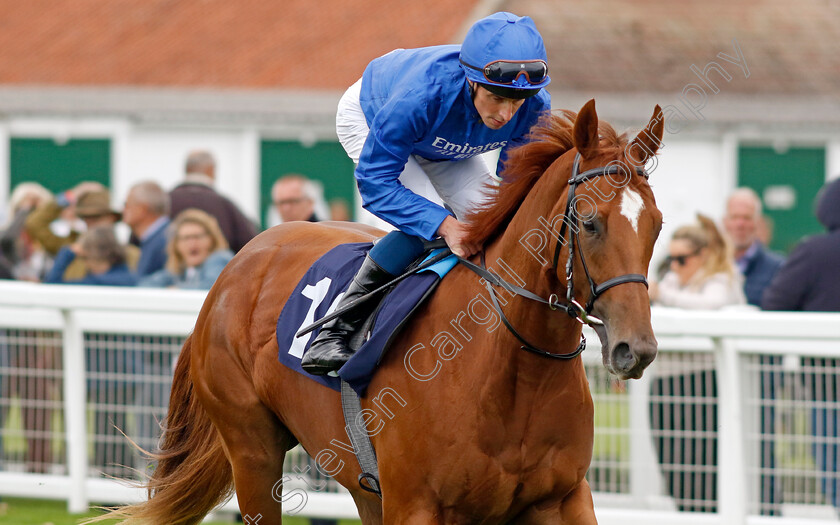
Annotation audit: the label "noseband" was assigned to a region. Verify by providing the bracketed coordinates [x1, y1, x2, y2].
[459, 152, 650, 360]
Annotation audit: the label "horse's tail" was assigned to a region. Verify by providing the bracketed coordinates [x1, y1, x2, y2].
[84, 335, 234, 525]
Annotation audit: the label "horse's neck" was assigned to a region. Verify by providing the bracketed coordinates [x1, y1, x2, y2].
[474, 175, 586, 389]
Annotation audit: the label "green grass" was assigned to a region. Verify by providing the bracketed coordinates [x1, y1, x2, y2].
[0, 498, 138, 525]
[0, 498, 362, 524]
[592, 387, 630, 460]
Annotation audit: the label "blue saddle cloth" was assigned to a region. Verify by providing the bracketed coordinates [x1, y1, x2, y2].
[276, 242, 457, 396]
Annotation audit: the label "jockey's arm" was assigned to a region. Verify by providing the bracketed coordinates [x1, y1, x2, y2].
[355, 91, 453, 242]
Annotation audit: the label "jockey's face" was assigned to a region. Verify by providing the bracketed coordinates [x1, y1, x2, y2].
[471, 83, 525, 130]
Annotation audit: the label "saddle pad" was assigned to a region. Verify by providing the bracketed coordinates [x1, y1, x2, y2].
[276, 242, 457, 396]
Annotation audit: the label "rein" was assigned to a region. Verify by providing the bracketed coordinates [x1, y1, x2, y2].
[457, 152, 650, 360]
[457, 254, 587, 360]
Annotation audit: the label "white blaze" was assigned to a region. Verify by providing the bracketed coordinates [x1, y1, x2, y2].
[620, 188, 644, 233]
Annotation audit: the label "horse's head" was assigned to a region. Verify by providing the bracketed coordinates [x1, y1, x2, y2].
[554, 100, 664, 379]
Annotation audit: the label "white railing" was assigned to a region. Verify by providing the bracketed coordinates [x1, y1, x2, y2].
[0, 279, 839, 524]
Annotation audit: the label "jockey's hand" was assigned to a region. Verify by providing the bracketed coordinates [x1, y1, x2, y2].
[437, 215, 481, 258]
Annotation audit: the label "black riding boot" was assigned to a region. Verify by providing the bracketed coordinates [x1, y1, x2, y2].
[301, 255, 393, 375]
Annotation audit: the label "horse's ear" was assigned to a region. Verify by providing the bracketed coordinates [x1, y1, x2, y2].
[627, 105, 664, 165]
[573, 99, 599, 160]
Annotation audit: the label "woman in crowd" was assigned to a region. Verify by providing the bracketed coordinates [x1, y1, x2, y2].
[0, 183, 58, 473]
[138, 208, 233, 290]
[44, 225, 137, 286]
[42, 225, 137, 477]
[647, 214, 745, 513]
[650, 214, 746, 309]
[0, 182, 53, 281]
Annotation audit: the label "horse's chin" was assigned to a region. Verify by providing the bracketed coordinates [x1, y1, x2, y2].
[594, 323, 613, 370]
[595, 323, 655, 380]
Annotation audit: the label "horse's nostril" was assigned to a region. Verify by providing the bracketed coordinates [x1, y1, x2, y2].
[612, 342, 637, 372]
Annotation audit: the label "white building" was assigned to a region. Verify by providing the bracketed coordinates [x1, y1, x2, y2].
[0, 0, 838, 259]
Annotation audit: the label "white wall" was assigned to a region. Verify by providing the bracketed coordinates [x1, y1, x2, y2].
[0, 118, 263, 224]
[647, 137, 730, 266]
[0, 123, 9, 224]
[2, 116, 837, 245]
[827, 138, 840, 181]
[119, 127, 261, 221]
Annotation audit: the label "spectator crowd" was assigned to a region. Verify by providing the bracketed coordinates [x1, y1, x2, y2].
[0, 150, 343, 525]
[645, 181, 840, 515]
[0, 151, 344, 290]
[1, 149, 838, 518]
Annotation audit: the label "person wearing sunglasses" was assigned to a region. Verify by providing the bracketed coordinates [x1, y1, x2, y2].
[647, 215, 746, 513]
[302, 12, 551, 375]
[649, 214, 746, 310]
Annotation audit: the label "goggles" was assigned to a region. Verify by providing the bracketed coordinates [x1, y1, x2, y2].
[460, 58, 548, 85]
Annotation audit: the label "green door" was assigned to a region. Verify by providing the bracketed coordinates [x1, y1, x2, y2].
[737, 145, 825, 254]
[10, 138, 111, 194]
[260, 140, 356, 228]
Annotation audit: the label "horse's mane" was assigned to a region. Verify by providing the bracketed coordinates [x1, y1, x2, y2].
[464, 110, 628, 246]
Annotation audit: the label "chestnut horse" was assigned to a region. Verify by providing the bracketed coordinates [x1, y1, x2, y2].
[99, 100, 663, 524]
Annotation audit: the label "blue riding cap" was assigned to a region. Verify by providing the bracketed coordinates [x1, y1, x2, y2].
[459, 12, 551, 97]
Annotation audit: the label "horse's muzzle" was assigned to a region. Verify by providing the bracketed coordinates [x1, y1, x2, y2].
[611, 339, 657, 379]
[594, 324, 658, 380]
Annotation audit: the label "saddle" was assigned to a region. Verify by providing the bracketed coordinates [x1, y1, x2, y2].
[276, 241, 456, 396]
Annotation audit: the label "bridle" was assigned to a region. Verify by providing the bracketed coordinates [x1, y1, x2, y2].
[459, 152, 650, 360]
[551, 152, 650, 322]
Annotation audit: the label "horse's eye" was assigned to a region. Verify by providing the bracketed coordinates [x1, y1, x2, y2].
[582, 220, 598, 234]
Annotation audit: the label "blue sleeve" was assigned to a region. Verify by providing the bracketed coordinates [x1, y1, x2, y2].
[44, 247, 76, 283]
[85, 268, 137, 286]
[180, 250, 233, 290]
[356, 90, 452, 240]
[497, 91, 552, 177]
[138, 269, 176, 288]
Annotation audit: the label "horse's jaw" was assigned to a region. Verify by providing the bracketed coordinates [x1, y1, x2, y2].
[593, 322, 658, 380]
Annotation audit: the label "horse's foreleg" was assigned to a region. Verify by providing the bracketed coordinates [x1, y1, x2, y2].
[383, 502, 480, 525]
[351, 492, 383, 524]
[514, 479, 598, 525]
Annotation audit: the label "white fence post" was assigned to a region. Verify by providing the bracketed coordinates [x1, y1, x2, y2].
[628, 372, 665, 506]
[62, 309, 88, 513]
[715, 336, 747, 523]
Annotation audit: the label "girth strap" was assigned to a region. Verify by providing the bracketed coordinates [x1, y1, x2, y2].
[340, 380, 382, 497]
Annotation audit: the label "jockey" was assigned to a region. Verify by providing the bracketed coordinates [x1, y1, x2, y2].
[301, 12, 552, 375]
